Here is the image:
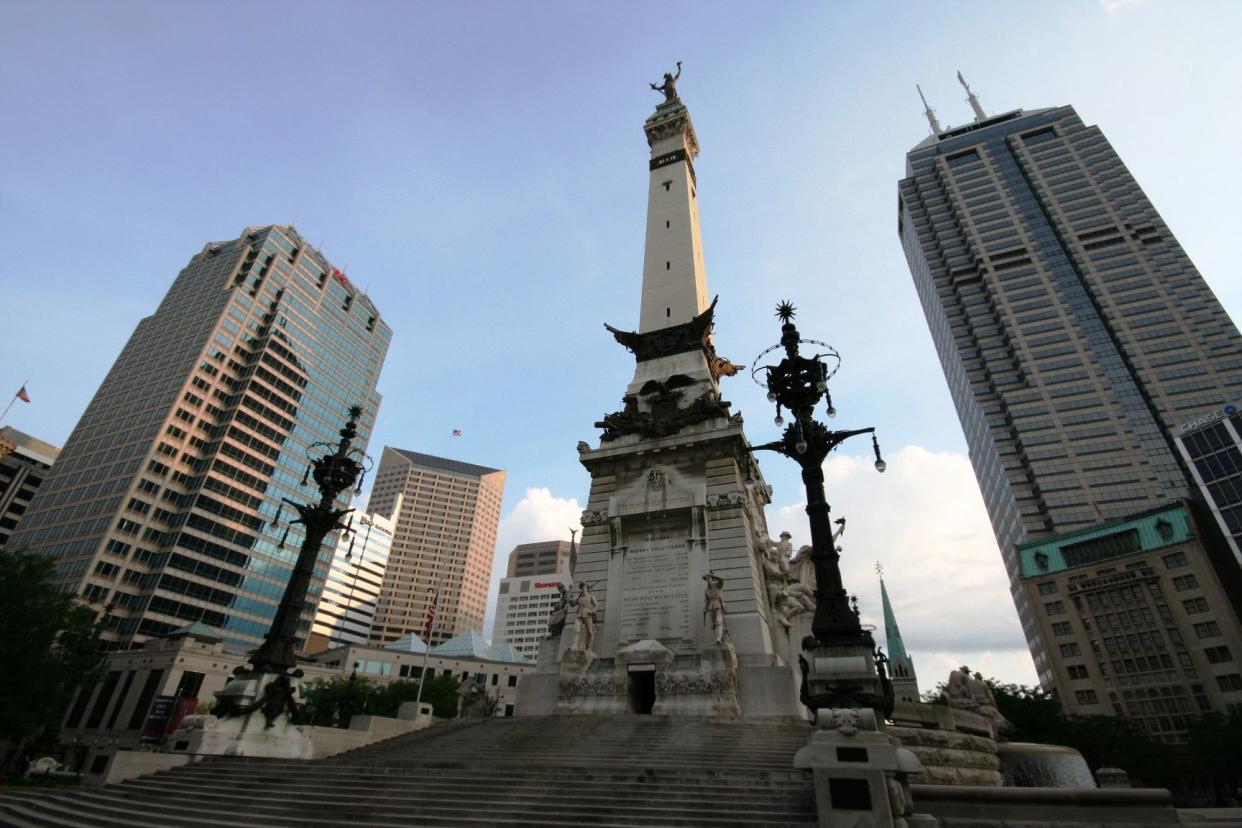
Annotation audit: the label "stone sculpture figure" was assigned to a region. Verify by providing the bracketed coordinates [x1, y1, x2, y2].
[211, 672, 300, 728]
[649, 61, 682, 102]
[946, 665, 974, 708]
[770, 531, 794, 576]
[702, 572, 726, 644]
[969, 670, 1012, 731]
[573, 581, 599, 653]
[456, 678, 489, 718]
[761, 540, 816, 628]
[546, 583, 569, 638]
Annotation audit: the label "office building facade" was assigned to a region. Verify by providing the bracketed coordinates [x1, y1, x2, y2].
[0, 426, 60, 547]
[899, 101, 1242, 698]
[506, 539, 574, 578]
[366, 448, 506, 647]
[308, 494, 401, 652]
[1020, 503, 1242, 742]
[11, 225, 390, 651]
[492, 540, 574, 661]
[1174, 403, 1242, 565]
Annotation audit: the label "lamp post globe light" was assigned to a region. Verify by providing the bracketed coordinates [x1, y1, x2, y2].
[751, 302, 893, 719]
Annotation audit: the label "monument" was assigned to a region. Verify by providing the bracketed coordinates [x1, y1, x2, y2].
[516, 66, 804, 718]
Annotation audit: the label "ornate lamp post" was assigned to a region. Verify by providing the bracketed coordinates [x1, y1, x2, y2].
[250, 405, 372, 674]
[751, 302, 893, 717]
[212, 406, 372, 729]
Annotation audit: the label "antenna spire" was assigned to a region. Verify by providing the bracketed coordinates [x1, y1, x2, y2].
[916, 84, 942, 135]
[957, 70, 986, 122]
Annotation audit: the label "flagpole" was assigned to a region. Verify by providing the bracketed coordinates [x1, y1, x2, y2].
[411, 586, 439, 721]
[0, 381, 29, 426]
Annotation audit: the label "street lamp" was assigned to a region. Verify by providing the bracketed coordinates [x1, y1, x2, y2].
[249, 405, 372, 675]
[751, 301, 893, 718]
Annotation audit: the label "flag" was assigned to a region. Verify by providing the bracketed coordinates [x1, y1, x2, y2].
[422, 591, 439, 639]
[15, 385, 30, 403]
[451, 429, 462, 437]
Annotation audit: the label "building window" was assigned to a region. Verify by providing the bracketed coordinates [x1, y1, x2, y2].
[1194, 621, 1223, 639]
[1045, 601, 1065, 615]
[1074, 689, 1099, 705]
[1182, 597, 1210, 615]
[1216, 674, 1242, 693]
[1038, 582, 1058, 596]
[1205, 646, 1233, 664]
[1051, 622, 1073, 636]
[1067, 665, 1089, 680]
[1059, 643, 1081, 658]
[1172, 574, 1199, 592]
[1163, 552, 1188, 569]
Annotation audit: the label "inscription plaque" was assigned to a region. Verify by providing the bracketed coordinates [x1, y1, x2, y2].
[620, 537, 690, 643]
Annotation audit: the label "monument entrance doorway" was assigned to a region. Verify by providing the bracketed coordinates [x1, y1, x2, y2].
[628, 666, 656, 714]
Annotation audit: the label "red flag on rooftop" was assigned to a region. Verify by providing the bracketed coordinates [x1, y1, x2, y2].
[16, 385, 30, 403]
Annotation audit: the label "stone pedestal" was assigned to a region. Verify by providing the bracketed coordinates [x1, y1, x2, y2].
[794, 708, 928, 828]
[170, 673, 312, 759]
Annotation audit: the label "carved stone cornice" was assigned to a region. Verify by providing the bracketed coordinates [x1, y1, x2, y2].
[580, 509, 608, 527]
[705, 491, 746, 510]
[595, 391, 731, 443]
[644, 101, 700, 157]
[606, 297, 717, 362]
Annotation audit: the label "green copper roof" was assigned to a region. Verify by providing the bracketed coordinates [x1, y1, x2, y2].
[1018, 503, 1191, 578]
[880, 578, 914, 672]
[429, 630, 527, 664]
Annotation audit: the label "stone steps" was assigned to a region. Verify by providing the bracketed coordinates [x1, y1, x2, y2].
[0, 715, 818, 827]
[3, 786, 815, 828]
[122, 771, 810, 807]
[103, 780, 816, 823]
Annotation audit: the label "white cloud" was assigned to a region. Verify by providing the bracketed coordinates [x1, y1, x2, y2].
[1100, 0, 1143, 12]
[767, 445, 1038, 688]
[482, 487, 582, 640]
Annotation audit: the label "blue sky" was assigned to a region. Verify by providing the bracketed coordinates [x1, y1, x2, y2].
[3, 0, 1239, 683]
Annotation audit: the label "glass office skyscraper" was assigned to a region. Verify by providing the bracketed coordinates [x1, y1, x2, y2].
[13, 225, 391, 652]
[899, 102, 1242, 690]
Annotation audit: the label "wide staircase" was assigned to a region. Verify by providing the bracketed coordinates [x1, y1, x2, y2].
[0, 716, 818, 827]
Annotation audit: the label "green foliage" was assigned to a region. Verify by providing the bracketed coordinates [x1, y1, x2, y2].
[987, 681, 1062, 744]
[0, 548, 106, 763]
[1186, 709, 1242, 801]
[298, 671, 463, 726]
[297, 674, 381, 726]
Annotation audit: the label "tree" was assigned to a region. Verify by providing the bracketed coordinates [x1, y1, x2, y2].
[297, 674, 381, 727]
[987, 681, 1062, 743]
[1186, 710, 1242, 804]
[0, 548, 106, 772]
[298, 672, 464, 727]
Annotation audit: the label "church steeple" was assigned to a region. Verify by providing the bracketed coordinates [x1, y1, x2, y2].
[878, 566, 920, 704]
[638, 62, 710, 334]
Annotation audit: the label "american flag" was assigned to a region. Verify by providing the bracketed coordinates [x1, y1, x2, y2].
[15, 385, 30, 403]
[451, 429, 462, 437]
[422, 590, 439, 639]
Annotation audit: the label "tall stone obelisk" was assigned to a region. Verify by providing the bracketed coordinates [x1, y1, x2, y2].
[517, 67, 803, 718]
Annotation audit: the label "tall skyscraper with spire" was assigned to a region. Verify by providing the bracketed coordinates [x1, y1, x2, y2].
[11, 226, 391, 652]
[899, 85, 1242, 725]
[518, 67, 802, 718]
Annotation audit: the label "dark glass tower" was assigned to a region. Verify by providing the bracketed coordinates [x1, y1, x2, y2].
[899, 103, 1242, 686]
[12, 226, 391, 652]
